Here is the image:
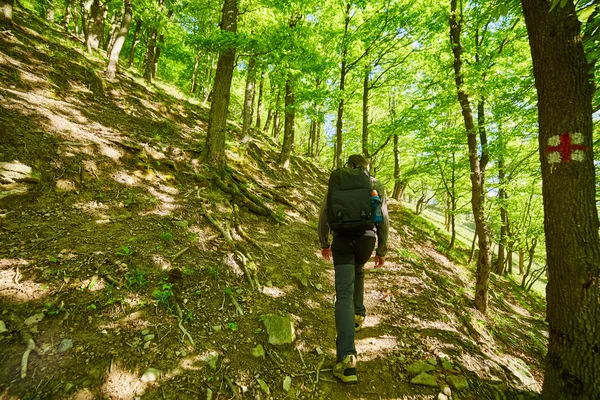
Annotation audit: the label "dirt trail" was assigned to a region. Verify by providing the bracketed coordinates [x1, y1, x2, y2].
[0, 12, 546, 400]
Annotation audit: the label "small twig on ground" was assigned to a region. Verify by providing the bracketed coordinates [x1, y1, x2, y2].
[226, 290, 244, 316]
[172, 247, 189, 261]
[13, 267, 25, 293]
[315, 356, 325, 384]
[224, 370, 240, 400]
[174, 301, 194, 346]
[297, 348, 306, 368]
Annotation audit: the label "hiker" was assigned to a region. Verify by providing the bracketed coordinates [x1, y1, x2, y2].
[318, 154, 389, 383]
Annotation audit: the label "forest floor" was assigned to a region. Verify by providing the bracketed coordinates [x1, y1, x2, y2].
[1, 11, 547, 400]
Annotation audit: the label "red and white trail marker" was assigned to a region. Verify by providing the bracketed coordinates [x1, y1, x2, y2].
[547, 132, 586, 164]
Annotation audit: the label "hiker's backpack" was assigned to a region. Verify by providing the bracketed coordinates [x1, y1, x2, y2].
[326, 167, 376, 233]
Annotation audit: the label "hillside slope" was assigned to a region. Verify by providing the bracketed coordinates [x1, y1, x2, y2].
[1, 12, 546, 400]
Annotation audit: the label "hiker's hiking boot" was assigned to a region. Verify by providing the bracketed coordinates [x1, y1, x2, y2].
[355, 315, 365, 332]
[333, 354, 358, 383]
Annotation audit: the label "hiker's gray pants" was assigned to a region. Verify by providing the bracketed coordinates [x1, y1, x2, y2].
[332, 233, 376, 361]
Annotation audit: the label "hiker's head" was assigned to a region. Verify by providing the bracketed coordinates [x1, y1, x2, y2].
[345, 154, 369, 169]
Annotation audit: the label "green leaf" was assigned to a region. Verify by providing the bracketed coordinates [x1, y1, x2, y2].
[578, 4, 597, 23]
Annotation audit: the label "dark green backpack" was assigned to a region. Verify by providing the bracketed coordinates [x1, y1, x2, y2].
[326, 167, 375, 233]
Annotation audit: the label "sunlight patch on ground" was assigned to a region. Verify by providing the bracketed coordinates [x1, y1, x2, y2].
[152, 254, 172, 271]
[261, 285, 286, 298]
[101, 363, 147, 400]
[356, 336, 399, 361]
[0, 259, 47, 302]
[113, 170, 141, 186]
[99, 143, 123, 159]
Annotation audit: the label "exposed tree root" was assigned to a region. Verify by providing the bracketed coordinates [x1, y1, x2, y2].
[21, 337, 35, 378]
[174, 301, 194, 347]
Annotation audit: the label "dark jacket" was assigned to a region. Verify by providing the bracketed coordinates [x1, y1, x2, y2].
[318, 171, 389, 257]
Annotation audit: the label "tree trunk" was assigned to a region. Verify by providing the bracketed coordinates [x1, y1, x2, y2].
[106, 0, 132, 80]
[106, 10, 120, 54]
[255, 72, 264, 129]
[86, 0, 104, 51]
[496, 155, 508, 275]
[0, 0, 14, 26]
[450, 0, 492, 314]
[143, 27, 158, 82]
[278, 79, 295, 168]
[190, 51, 201, 94]
[272, 89, 281, 141]
[80, 0, 93, 51]
[335, 2, 351, 169]
[362, 66, 370, 159]
[392, 134, 402, 199]
[241, 56, 256, 143]
[202, 0, 238, 172]
[315, 119, 322, 158]
[263, 109, 272, 134]
[518, 249, 524, 274]
[449, 153, 457, 250]
[468, 231, 477, 264]
[521, 0, 600, 397]
[127, 18, 141, 68]
[45, 0, 54, 22]
[63, 0, 72, 31]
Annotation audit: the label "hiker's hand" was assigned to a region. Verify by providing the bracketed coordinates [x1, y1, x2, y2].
[321, 247, 332, 261]
[374, 255, 385, 269]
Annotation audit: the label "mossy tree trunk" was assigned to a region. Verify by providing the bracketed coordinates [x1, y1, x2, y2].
[106, 0, 132, 80]
[521, 0, 600, 398]
[241, 56, 256, 143]
[202, 0, 238, 172]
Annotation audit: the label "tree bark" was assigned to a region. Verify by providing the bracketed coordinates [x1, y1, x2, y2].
[202, 0, 238, 172]
[190, 51, 201, 94]
[241, 56, 256, 143]
[521, 0, 600, 397]
[392, 134, 403, 200]
[80, 0, 93, 52]
[106, 0, 132, 80]
[45, 0, 54, 22]
[496, 155, 508, 275]
[86, 0, 104, 51]
[255, 72, 264, 129]
[335, 2, 351, 169]
[106, 9, 121, 54]
[63, 0, 72, 31]
[362, 66, 370, 159]
[278, 79, 295, 168]
[127, 18, 141, 68]
[272, 89, 281, 140]
[263, 109, 272, 134]
[0, 0, 13, 26]
[143, 27, 158, 82]
[449, 0, 492, 314]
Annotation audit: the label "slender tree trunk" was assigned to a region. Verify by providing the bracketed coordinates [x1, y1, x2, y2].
[255, 72, 264, 129]
[86, 0, 104, 51]
[315, 119, 322, 158]
[450, 0, 492, 314]
[263, 109, 272, 133]
[518, 249, 525, 274]
[0, 0, 14, 26]
[279, 79, 295, 168]
[80, 0, 93, 52]
[496, 155, 508, 275]
[272, 89, 281, 141]
[392, 134, 402, 199]
[335, 2, 351, 169]
[63, 0, 72, 30]
[362, 66, 371, 159]
[202, 0, 238, 172]
[151, 25, 168, 81]
[106, 10, 120, 54]
[241, 56, 256, 143]
[127, 18, 141, 68]
[449, 153, 457, 250]
[143, 27, 158, 82]
[190, 50, 201, 94]
[46, 0, 54, 22]
[521, 0, 600, 397]
[106, 0, 132, 80]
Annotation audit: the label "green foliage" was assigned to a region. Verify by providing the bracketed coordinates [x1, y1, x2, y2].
[116, 245, 133, 257]
[125, 269, 148, 291]
[153, 282, 174, 312]
[227, 321, 238, 331]
[45, 301, 65, 316]
[160, 232, 174, 241]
